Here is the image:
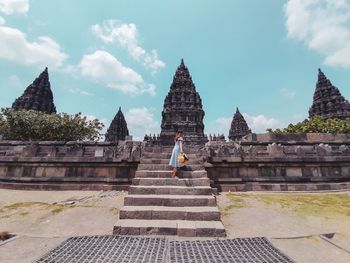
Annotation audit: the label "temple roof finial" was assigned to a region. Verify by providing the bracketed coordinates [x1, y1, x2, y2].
[180, 58, 185, 67]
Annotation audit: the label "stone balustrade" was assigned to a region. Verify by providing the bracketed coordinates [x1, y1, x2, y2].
[0, 133, 350, 191]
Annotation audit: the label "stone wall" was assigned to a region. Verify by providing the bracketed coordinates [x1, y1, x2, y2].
[205, 133, 350, 191]
[1, 133, 350, 191]
[0, 141, 141, 190]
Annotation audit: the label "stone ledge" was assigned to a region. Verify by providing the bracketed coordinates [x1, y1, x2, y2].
[217, 182, 350, 192]
[245, 133, 350, 144]
[0, 181, 129, 191]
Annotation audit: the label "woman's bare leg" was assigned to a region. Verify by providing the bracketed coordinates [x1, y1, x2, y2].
[172, 167, 177, 178]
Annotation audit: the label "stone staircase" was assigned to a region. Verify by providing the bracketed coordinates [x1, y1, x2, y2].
[113, 146, 226, 237]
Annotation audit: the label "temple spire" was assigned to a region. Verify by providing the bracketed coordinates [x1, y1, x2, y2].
[159, 59, 207, 145]
[309, 68, 350, 119]
[12, 67, 56, 114]
[180, 58, 185, 68]
[229, 107, 251, 141]
[105, 107, 130, 142]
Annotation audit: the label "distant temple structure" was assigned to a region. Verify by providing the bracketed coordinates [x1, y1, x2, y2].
[309, 69, 350, 119]
[158, 59, 208, 145]
[228, 107, 251, 141]
[105, 107, 129, 142]
[12, 67, 56, 114]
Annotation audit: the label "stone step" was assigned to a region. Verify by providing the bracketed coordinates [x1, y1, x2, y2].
[129, 185, 213, 195]
[120, 206, 221, 221]
[142, 147, 202, 154]
[142, 152, 203, 159]
[113, 219, 226, 237]
[134, 170, 208, 179]
[137, 164, 203, 171]
[124, 194, 216, 207]
[132, 178, 210, 186]
[140, 158, 202, 165]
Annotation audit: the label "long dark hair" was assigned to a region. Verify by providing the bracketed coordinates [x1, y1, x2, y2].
[175, 131, 183, 141]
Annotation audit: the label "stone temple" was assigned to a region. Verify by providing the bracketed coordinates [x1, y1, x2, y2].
[105, 107, 129, 142]
[12, 67, 56, 114]
[2, 64, 350, 240]
[229, 107, 251, 141]
[159, 59, 208, 145]
[309, 69, 350, 119]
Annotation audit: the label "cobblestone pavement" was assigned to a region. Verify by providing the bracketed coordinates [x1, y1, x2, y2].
[35, 235, 295, 263]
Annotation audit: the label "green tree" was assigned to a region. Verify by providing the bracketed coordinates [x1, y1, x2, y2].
[0, 109, 104, 141]
[267, 116, 350, 134]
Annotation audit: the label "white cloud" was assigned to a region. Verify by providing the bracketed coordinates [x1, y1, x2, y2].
[8, 74, 22, 89]
[215, 117, 231, 132]
[214, 113, 283, 134]
[0, 26, 68, 69]
[285, 0, 350, 68]
[79, 50, 156, 96]
[280, 87, 296, 98]
[84, 114, 109, 128]
[0, 0, 29, 14]
[80, 90, 93, 96]
[67, 88, 93, 97]
[243, 113, 282, 132]
[0, 15, 5, 25]
[125, 107, 159, 140]
[91, 20, 166, 74]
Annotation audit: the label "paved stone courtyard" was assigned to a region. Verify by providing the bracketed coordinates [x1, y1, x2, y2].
[1, 190, 350, 263]
[35, 235, 295, 263]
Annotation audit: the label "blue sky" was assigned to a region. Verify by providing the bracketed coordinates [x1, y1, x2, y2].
[1, 0, 350, 140]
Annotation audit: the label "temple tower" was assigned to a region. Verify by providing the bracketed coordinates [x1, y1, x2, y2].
[159, 59, 208, 145]
[105, 107, 129, 141]
[228, 107, 251, 141]
[309, 69, 350, 119]
[12, 67, 56, 114]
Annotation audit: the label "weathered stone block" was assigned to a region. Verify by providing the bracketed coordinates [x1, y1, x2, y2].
[286, 168, 302, 177]
[94, 147, 104, 157]
[43, 167, 66, 178]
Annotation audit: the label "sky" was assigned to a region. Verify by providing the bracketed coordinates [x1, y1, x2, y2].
[0, 0, 350, 140]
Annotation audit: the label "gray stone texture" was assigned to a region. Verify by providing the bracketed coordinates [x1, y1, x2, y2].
[105, 107, 130, 142]
[206, 134, 350, 191]
[0, 133, 350, 191]
[309, 69, 350, 119]
[153, 59, 208, 146]
[12, 68, 56, 114]
[0, 141, 141, 190]
[114, 145, 226, 237]
[229, 107, 251, 141]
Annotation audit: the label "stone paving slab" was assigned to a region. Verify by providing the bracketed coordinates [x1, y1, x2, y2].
[34, 235, 296, 263]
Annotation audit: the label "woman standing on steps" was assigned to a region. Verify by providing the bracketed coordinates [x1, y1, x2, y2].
[169, 131, 184, 178]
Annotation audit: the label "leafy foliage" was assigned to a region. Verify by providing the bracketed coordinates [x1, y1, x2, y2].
[267, 116, 350, 134]
[0, 109, 104, 141]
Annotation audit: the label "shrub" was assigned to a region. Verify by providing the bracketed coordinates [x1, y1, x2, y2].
[267, 116, 350, 134]
[0, 109, 104, 141]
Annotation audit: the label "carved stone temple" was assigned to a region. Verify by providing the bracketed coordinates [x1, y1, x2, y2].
[309, 69, 350, 119]
[12, 67, 57, 114]
[159, 59, 208, 145]
[105, 107, 129, 142]
[228, 107, 251, 141]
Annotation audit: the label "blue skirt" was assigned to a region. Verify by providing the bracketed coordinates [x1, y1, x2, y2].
[169, 143, 181, 167]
